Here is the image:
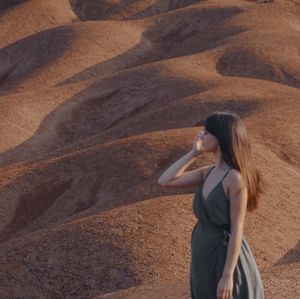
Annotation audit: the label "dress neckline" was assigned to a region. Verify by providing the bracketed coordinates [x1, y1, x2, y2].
[201, 166, 232, 203]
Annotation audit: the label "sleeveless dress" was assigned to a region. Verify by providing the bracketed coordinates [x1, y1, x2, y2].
[189, 166, 265, 299]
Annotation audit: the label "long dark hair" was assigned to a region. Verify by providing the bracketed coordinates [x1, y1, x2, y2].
[204, 111, 264, 212]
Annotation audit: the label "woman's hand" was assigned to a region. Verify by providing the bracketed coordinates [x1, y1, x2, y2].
[191, 134, 204, 156]
[216, 274, 233, 299]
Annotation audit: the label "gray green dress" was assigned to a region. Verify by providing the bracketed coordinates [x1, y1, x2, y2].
[190, 166, 265, 299]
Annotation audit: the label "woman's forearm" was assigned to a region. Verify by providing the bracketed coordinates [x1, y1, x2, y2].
[222, 233, 243, 277]
[158, 149, 199, 185]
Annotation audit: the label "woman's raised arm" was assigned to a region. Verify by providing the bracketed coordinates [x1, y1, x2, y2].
[157, 135, 207, 188]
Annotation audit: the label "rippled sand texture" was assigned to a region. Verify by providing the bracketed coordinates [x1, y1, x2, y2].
[0, 0, 299, 298]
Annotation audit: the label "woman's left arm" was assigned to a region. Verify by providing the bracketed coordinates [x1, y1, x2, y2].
[217, 171, 248, 299]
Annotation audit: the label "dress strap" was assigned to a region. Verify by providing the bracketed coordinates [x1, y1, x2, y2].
[204, 166, 232, 184]
[203, 166, 215, 182]
[220, 168, 232, 182]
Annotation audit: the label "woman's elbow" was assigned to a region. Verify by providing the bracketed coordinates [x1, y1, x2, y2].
[157, 179, 167, 186]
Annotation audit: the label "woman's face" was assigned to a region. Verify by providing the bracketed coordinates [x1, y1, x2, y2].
[198, 128, 219, 153]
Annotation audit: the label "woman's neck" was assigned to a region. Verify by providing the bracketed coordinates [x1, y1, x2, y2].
[214, 146, 231, 170]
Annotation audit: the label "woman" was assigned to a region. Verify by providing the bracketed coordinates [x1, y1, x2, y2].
[158, 111, 265, 299]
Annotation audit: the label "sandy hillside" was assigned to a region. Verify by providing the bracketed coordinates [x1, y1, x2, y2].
[0, 0, 299, 298]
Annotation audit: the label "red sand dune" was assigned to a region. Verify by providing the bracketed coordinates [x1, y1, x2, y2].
[0, 0, 299, 298]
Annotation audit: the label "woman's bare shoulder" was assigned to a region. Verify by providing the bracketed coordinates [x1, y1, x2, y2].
[227, 169, 245, 185]
[224, 169, 246, 198]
